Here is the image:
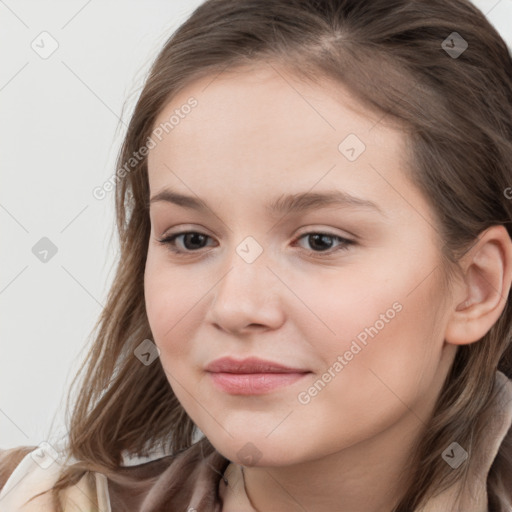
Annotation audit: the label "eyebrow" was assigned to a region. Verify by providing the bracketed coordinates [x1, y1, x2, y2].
[149, 188, 384, 216]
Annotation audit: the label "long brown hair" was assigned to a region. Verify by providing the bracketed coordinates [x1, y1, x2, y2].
[28, 0, 512, 510]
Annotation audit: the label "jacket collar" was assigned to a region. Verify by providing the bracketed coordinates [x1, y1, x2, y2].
[417, 370, 512, 512]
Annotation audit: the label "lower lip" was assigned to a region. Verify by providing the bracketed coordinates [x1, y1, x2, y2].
[208, 372, 310, 395]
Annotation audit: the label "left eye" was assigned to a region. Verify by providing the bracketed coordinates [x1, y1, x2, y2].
[293, 232, 354, 253]
[157, 231, 354, 255]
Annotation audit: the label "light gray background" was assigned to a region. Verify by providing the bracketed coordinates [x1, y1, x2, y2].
[1, 0, 511, 450]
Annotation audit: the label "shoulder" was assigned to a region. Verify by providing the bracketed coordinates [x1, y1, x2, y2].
[0, 444, 107, 512]
[0, 444, 63, 510]
[0, 446, 38, 491]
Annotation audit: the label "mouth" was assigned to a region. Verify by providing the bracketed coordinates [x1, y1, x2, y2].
[205, 356, 312, 395]
[207, 371, 310, 395]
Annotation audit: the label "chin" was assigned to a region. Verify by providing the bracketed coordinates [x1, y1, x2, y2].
[207, 432, 303, 467]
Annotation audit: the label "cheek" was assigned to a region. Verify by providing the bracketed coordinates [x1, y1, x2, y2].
[292, 252, 446, 405]
[143, 250, 201, 361]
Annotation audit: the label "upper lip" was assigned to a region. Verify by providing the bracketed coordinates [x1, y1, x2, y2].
[205, 356, 309, 374]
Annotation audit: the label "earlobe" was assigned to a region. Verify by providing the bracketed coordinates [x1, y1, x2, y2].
[445, 225, 512, 346]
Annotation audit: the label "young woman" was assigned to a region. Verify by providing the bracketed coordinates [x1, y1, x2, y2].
[2, 0, 512, 510]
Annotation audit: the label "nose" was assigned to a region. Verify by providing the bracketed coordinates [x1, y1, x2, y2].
[205, 245, 286, 335]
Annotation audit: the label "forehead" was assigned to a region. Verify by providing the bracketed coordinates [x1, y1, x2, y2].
[151, 63, 403, 149]
[147, 63, 417, 215]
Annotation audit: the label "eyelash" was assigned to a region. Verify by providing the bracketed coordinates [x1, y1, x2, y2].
[156, 230, 355, 257]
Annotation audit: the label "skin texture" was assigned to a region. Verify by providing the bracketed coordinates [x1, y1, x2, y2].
[144, 62, 512, 512]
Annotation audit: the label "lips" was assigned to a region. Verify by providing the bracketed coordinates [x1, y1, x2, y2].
[205, 356, 311, 395]
[205, 356, 308, 374]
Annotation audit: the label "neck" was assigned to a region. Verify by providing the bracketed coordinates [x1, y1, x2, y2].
[232, 407, 428, 512]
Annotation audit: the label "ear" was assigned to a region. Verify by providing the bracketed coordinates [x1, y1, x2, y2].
[445, 225, 512, 346]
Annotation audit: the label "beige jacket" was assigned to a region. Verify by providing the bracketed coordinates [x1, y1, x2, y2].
[1, 370, 511, 512]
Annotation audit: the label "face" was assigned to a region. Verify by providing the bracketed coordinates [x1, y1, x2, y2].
[144, 62, 456, 467]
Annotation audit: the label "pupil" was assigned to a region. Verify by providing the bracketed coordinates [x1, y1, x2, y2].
[185, 233, 205, 250]
[310, 234, 332, 251]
